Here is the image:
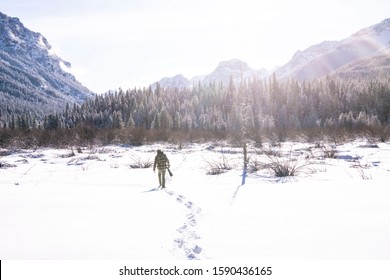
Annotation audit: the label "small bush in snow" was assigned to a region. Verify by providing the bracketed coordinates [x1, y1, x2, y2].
[265, 152, 313, 177]
[83, 155, 102, 161]
[247, 159, 263, 173]
[350, 159, 372, 180]
[320, 144, 339, 159]
[0, 162, 16, 168]
[257, 146, 282, 157]
[205, 154, 234, 175]
[59, 150, 75, 158]
[129, 154, 153, 169]
[247, 154, 267, 173]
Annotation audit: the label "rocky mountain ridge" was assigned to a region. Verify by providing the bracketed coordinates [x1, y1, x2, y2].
[154, 59, 268, 89]
[154, 18, 390, 88]
[0, 11, 93, 119]
[275, 18, 390, 80]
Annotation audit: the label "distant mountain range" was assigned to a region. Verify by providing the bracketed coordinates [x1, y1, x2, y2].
[275, 18, 390, 80]
[0, 12, 93, 118]
[1, 10, 389, 121]
[152, 59, 268, 89]
[154, 18, 390, 88]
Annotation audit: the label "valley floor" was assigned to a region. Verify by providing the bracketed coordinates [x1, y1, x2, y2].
[1, 140, 390, 259]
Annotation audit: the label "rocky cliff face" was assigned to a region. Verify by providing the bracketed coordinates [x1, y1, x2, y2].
[0, 12, 93, 118]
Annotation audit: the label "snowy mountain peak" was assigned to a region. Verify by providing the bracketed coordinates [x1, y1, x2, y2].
[154, 74, 191, 89]
[215, 58, 250, 71]
[0, 11, 93, 120]
[152, 59, 268, 89]
[202, 58, 267, 86]
[1, 13, 48, 53]
[275, 17, 390, 80]
[0, 11, 68, 69]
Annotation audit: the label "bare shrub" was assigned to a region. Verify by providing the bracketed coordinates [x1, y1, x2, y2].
[0, 162, 17, 168]
[124, 127, 147, 146]
[350, 159, 372, 180]
[320, 144, 339, 159]
[357, 167, 372, 180]
[247, 157, 265, 173]
[264, 150, 313, 177]
[67, 154, 103, 166]
[261, 147, 282, 157]
[379, 126, 390, 142]
[83, 155, 101, 161]
[92, 147, 115, 154]
[59, 149, 75, 158]
[0, 129, 13, 148]
[350, 158, 368, 168]
[249, 146, 308, 176]
[205, 154, 235, 175]
[129, 154, 153, 169]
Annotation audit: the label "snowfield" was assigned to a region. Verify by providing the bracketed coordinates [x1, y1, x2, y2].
[1, 140, 390, 260]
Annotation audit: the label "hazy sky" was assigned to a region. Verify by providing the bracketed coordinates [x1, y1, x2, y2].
[1, 0, 390, 93]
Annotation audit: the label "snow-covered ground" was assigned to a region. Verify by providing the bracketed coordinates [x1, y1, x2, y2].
[1, 140, 390, 260]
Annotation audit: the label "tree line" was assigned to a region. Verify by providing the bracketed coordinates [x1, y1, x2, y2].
[1, 74, 390, 147]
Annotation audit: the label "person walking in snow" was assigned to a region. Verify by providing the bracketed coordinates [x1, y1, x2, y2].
[153, 149, 170, 189]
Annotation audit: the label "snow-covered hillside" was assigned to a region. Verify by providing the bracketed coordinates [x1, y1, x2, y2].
[275, 18, 390, 80]
[0, 12, 93, 120]
[1, 140, 390, 260]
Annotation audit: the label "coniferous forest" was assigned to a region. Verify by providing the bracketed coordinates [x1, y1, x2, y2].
[1, 74, 390, 148]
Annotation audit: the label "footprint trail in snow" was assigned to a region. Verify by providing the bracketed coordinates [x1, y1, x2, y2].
[165, 189, 205, 260]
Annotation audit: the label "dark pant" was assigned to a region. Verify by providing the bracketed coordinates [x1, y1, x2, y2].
[158, 169, 166, 188]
